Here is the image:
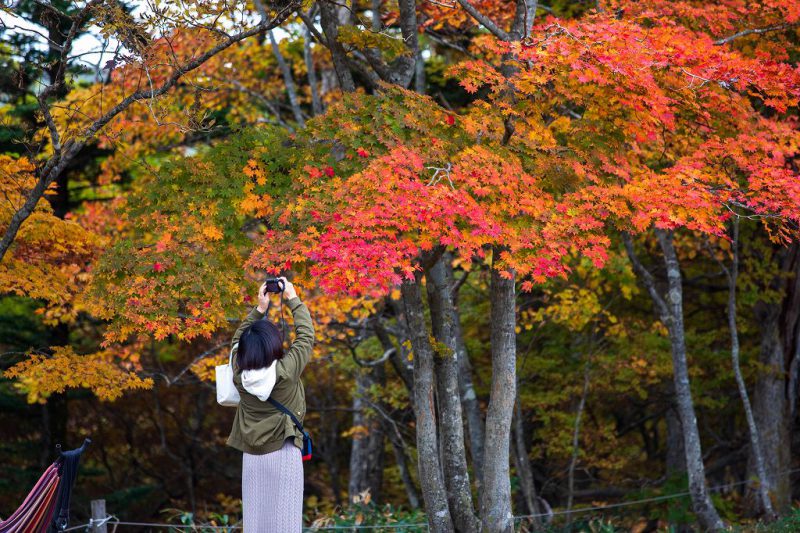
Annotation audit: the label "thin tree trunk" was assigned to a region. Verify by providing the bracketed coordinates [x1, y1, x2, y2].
[566, 364, 590, 529]
[348, 366, 386, 503]
[324, 363, 344, 507]
[512, 393, 541, 530]
[385, 421, 421, 509]
[426, 254, 480, 533]
[481, 245, 517, 533]
[722, 219, 776, 520]
[39, 218, 71, 467]
[414, 47, 425, 94]
[303, 22, 324, 116]
[268, 30, 305, 126]
[374, 315, 415, 398]
[624, 230, 725, 531]
[450, 263, 486, 488]
[455, 316, 486, 488]
[401, 274, 454, 533]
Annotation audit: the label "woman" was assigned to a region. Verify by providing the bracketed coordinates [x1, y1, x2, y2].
[226, 277, 315, 532]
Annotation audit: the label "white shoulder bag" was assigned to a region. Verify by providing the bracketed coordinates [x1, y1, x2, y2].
[216, 342, 240, 407]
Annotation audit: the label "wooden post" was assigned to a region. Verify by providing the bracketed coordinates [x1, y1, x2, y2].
[90, 499, 107, 533]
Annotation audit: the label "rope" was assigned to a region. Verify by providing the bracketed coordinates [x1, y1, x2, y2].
[53, 467, 800, 531]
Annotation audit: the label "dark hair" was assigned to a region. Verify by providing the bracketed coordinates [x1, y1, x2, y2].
[237, 320, 285, 371]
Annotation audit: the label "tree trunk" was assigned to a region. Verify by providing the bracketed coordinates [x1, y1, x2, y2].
[624, 230, 725, 531]
[426, 254, 480, 533]
[268, 30, 305, 127]
[318, 0, 356, 93]
[375, 308, 415, 402]
[401, 274, 454, 533]
[455, 316, 486, 488]
[480, 246, 517, 533]
[511, 393, 541, 530]
[746, 243, 798, 515]
[324, 363, 345, 507]
[724, 219, 776, 520]
[781, 244, 800, 423]
[665, 404, 686, 478]
[450, 260, 487, 488]
[385, 421, 421, 509]
[749, 304, 791, 515]
[566, 365, 590, 529]
[748, 242, 799, 515]
[303, 23, 324, 116]
[348, 365, 386, 504]
[656, 230, 725, 531]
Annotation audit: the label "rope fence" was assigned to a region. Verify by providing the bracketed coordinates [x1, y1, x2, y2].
[59, 467, 800, 531]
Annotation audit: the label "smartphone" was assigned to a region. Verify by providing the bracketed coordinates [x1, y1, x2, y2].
[264, 278, 285, 293]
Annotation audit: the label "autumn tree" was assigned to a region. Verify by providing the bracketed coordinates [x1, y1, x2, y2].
[3, 0, 800, 531]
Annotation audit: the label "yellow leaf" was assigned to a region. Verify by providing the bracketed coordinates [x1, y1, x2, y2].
[202, 225, 223, 241]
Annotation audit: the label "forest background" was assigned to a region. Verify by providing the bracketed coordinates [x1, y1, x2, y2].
[1, 0, 800, 531]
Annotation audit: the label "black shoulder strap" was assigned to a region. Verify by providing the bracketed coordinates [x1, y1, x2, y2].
[268, 398, 305, 432]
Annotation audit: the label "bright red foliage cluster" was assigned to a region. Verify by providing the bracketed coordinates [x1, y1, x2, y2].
[244, 96, 612, 297]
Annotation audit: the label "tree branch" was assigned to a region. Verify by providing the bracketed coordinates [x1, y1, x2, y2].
[303, 10, 324, 116]
[299, 8, 329, 46]
[714, 22, 799, 45]
[455, 0, 510, 41]
[352, 347, 396, 367]
[39, 0, 104, 101]
[622, 231, 670, 321]
[268, 29, 306, 127]
[0, 3, 299, 263]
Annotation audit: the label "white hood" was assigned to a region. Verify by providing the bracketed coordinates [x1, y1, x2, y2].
[241, 361, 277, 401]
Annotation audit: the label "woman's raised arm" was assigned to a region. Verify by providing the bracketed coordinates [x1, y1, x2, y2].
[231, 283, 269, 369]
[276, 279, 315, 382]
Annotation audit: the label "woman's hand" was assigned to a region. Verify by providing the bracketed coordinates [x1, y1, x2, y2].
[255, 278, 297, 313]
[256, 282, 270, 314]
[278, 276, 297, 300]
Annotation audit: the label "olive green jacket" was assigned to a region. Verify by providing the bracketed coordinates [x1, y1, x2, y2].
[226, 297, 315, 454]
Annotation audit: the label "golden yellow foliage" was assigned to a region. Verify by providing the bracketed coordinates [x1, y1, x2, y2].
[0, 155, 100, 324]
[4, 346, 153, 403]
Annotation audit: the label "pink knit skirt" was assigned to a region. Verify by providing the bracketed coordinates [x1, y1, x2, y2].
[242, 438, 303, 532]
